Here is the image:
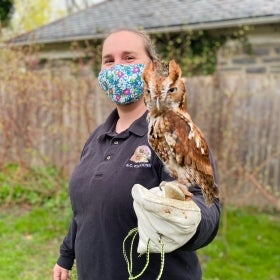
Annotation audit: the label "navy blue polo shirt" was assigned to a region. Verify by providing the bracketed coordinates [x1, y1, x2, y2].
[57, 109, 220, 280]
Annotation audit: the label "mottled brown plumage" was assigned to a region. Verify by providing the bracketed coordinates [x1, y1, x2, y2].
[142, 60, 218, 205]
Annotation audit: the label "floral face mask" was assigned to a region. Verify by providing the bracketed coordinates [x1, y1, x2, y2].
[98, 64, 145, 105]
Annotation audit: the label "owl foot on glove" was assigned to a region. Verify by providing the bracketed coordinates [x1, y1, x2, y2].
[159, 181, 193, 201]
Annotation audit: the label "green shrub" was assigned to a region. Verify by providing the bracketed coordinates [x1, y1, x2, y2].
[0, 163, 69, 208]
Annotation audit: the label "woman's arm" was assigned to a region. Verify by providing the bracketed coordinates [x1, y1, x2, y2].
[181, 185, 220, 250]
[56, 218, 77, 270]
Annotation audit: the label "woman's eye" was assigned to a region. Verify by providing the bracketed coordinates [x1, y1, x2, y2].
[104, 60, 113, 65]
[103, 58, 114, 65]
[126, 56, 134, 61]
[168, 87, 177, 93]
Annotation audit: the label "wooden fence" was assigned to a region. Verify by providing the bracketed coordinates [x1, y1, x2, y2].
[0, 59, 279, 208]
[187, 73, 280, 209]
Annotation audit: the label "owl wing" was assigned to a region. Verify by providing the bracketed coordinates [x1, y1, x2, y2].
[162, 109, 214, 181]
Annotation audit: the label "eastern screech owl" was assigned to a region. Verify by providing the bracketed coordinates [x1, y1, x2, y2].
[142, 60, 219, 205]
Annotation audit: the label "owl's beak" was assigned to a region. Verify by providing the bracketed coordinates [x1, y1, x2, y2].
[156, 97, 160, 110]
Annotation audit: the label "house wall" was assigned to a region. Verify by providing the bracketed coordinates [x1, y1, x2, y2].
[35, 42, 87, 60]
[32, 23, 280, 75]
[217, 24, 280, 74]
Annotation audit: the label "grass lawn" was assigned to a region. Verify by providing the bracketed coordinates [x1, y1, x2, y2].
[198, 206, 280, 280]
[1, 204, 279, 280]
[0, 205, 72, 280]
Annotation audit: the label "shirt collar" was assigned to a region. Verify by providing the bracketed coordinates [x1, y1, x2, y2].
[128, 110, 148, 137]
[99, 109, 148, 139]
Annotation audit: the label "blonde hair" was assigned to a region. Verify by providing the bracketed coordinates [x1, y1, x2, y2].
[102, 28, 159, 62]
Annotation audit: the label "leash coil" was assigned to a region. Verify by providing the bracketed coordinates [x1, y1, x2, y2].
[123, 227, 165, 280]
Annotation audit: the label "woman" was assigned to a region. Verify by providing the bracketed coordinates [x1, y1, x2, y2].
[53, 28, 220, 280]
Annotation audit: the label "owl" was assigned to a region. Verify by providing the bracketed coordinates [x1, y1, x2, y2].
[142, 60, 219, 205]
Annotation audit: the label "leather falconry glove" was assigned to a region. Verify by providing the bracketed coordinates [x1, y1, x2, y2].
[132, 181, 201, 254]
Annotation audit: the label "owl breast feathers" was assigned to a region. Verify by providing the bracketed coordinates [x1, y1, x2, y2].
[142, 60, 219, 206]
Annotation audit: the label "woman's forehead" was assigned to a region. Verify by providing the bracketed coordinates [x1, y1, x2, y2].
[102, 31, 145, 55]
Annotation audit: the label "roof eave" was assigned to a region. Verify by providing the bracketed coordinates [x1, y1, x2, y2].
[6, 15, 280, 47]
[147, 15, 280, 34]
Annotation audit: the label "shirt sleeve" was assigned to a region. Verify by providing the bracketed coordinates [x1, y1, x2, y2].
[56, 128, 103, 269]
[181, 186, 220, 251]
[181, 149, 220, 251]
[157, 148, 221, 251]
[56, 218, 77, 270]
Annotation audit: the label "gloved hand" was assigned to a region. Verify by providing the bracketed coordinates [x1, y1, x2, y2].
[132, 181, 201, 254]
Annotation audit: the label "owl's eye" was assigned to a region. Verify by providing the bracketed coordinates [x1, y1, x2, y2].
[146, 89, 151, 94]
[168, 87, 177, 93]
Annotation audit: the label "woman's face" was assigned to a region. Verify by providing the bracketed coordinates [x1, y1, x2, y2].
[101, 31, 151, 70]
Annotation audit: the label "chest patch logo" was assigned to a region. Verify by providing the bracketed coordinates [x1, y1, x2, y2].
[126, 145, 152, 168]
[130, 145, 151, 163]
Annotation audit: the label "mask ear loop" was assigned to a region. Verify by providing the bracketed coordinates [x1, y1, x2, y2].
[122, 227, 165, 280]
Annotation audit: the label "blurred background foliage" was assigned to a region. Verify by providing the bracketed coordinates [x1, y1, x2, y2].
[0, 0, 13, 27]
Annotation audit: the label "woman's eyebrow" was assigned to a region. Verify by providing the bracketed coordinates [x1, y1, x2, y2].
[122, 51, 136, 56]
[102, 54, 113, 60]
[102, 51, 137, 62]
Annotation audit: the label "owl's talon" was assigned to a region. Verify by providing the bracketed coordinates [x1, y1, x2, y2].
[160, 181, 187, 201]
[184, 194, 193, 201]
[177, 184, 193, 199]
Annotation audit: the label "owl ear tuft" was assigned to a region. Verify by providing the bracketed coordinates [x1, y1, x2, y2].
[142, 61, 154, 83]
[168, 60, 182, 82]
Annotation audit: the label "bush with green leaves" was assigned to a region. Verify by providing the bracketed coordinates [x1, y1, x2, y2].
[0, 163, 69, 208]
